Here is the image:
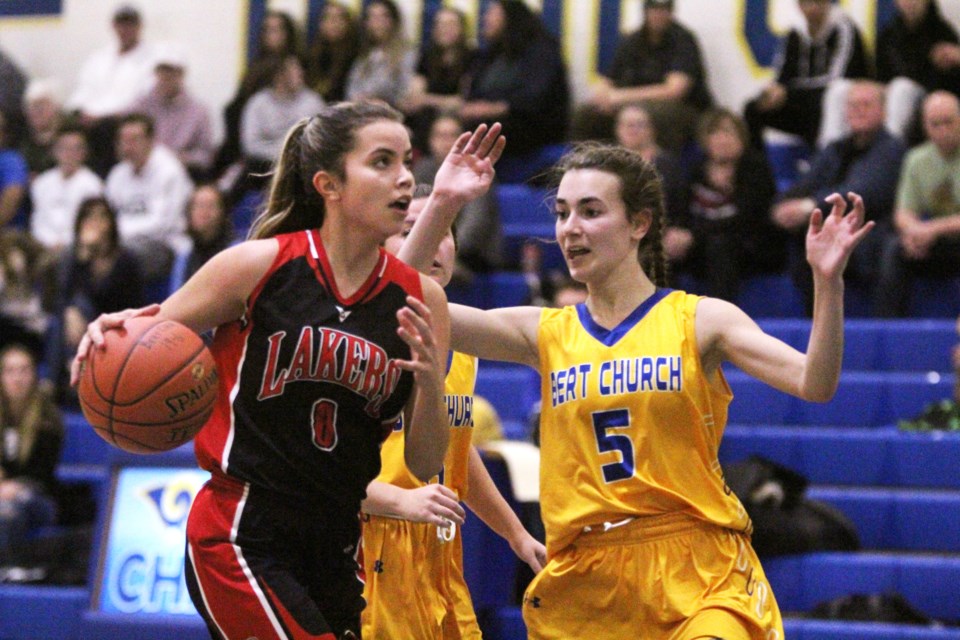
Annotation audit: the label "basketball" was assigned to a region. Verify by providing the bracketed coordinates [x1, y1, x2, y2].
[78, 316, 219, 454]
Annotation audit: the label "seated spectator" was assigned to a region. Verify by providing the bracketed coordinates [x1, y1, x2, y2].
[132, 42, 214, 181]
[104, 113, 193, 284]
[49, 197, 144, 401]
[878, 0, 960, 143]
[744, 0, 870, 151]
[401, 7, 475, 152]
[19, 79, 64, 178]
[65, 5, 157, 176]
[0, 47, 27, 147]
[305, 2, 361, 103]
[345, 0, 416, 108]
[577, 0, 712, 152]
[239, 55, 323, 189]
[471, 395, 505, 451]
[29, 125, 103, 256]
[460, 0, 569, 159]
[772, 80, 905, 313]
[0, 343, 63, 566]
[413, 114, 501, 279]
[613, 103, 690, 275]
[672, 108, 784, 302]
[549, 276, 587, 308]
[0, 112, 28, 228]
[877, 91, 960, 317]
[168, 184, 235, 293]
[0, 231, 47, 360]
[213, 9, 301, 177]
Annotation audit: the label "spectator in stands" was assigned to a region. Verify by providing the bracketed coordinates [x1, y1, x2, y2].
[675, 108, 784, 302]
[20, 80, 65, 178]
[132, 43, 214, 181]
[772, 80, 904, 313]
[50, 197, 144, 402]
[460, 0, 569, 159]
[877, 0, 960, 143]
[213, 10, 300, 178]
[413, 114, 501, 279]
[549, 276, 587, 308]
[29, 125, 103, 256]
[0, 343, 62, 565]
[168, 184, 234, 293]
[0, 113, 28, 228]
[613, 103, 690, 277]
[345, 0, 416, 108]
[305, 2, 361, 103]
[0, 231, 47, 360]
[0, 47, 28, 147]
[104, 113, 193, 285]
[577, 0, 712, 152]
[239, 55, 323, 192]
[877, 91, 960, 317]
[401, 6, 475, 152]
[744, 0, 870, 151]
[65, 5, 157, 176]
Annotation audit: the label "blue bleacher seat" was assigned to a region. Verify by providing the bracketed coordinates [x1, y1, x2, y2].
[474, 365, 539, 424]
[494, 143, 570, 185]
[61, 411, 112, 465]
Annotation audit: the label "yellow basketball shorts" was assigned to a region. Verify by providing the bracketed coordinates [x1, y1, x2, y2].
[360, 514, 482, 639]
[523, 512, 784, 640]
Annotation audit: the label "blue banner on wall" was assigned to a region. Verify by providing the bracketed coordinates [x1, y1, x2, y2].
[0, 0, 62, 17]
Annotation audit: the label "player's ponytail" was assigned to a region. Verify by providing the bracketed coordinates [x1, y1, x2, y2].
[250, 100, 405, 240]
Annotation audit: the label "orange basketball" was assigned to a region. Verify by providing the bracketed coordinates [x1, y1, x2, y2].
[78, 316, 219, 454]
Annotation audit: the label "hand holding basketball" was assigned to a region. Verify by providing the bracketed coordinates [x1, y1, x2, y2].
[77, 315, 219, 454]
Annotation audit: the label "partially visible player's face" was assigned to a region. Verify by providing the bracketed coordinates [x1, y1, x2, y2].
[384, 197, 456, 287]
[331, 120, 414, 240]
[554, 169, 646, 283]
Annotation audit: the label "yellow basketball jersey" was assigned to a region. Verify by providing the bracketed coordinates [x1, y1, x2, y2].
[536, 290, 751, 555]
[373, 351, 477, 497]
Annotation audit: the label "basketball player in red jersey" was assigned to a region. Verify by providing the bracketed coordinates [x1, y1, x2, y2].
[70, 101, 505, 639]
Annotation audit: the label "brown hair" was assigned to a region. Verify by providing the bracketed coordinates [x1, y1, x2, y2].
[550, 142, 668, 287]
[0, 343, 61, 466]
[249, 100, 404, 240]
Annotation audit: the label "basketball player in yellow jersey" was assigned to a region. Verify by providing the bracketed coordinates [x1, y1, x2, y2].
[360, 192, 546, 639]
[399, 142, 873, 639]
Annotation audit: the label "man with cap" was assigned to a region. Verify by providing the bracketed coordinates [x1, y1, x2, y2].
[132, 42, 214, 180]
[575, 0, 713, 152]
[65, 4, 156, 175]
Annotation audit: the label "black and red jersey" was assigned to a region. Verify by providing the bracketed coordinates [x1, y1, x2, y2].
[195, 229, 422, 510]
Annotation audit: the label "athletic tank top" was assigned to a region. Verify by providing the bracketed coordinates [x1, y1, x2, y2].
[195, 229, 421, 510]
[536, 290, 751, 555]
[374, 351, 477, 497]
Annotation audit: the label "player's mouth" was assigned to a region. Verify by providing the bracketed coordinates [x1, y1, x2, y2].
[389, 197, 411, 213]
[565, 246, 590, 261]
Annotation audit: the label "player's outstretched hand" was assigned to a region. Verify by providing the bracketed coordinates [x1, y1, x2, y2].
[70, 304, 162, 386]
[806, 192, 873, 281]
[431, 122, 505, 207]
[395, 296, 443, 390]
[396, 484, 466, 526]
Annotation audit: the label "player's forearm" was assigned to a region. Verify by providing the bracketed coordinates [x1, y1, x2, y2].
[802, 275, 844, 403]
[463, 447, 528, 547]
[361, 481, 407, 518]
[404, 390, 448, 481]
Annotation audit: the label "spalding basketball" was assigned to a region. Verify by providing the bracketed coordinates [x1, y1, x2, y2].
[78, 316, 219, 454]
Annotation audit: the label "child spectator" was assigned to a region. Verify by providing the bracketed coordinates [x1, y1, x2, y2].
[29, 126, 103, 256]
[0, 343, 62, 565]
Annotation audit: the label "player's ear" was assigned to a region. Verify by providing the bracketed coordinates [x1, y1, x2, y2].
[630, 209, 652, 240]
[312, 171, 340, 201]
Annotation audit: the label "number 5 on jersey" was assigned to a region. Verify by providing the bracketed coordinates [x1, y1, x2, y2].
[592, 409, 635, 483]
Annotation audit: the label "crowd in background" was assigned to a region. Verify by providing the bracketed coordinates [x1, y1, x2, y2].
[0, 0, 959, 530]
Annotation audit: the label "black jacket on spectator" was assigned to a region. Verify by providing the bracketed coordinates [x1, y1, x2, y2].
[877, 1, 960, 94]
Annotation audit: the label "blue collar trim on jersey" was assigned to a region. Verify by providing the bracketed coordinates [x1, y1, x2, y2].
[576, 288, 673, 347]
